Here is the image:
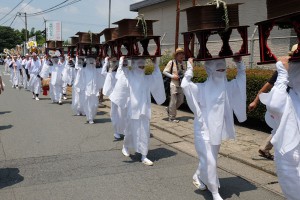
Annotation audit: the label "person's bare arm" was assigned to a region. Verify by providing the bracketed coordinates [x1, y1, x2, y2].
[248, 82, 273, 111]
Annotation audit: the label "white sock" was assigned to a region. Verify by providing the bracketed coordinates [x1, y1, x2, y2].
[141, 155, 147, 161]
[212, 192, 223, 200]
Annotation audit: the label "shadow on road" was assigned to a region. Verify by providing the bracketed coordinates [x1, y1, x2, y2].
[194, 176, 257, 199]
[148, 147, 177, 161]
[0, 111, 11, 115]
[162, 116, 194, 122]
[124, 147, 177, 164]
[0, 168, 24, 189]
[97, 111, 108, 115]
[0, 125, 13, 131]
[94, 118, 111, 124]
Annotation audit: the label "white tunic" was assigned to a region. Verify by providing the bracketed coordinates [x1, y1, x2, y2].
[28, 59, 42, 94]
[72, 57, 86, 115]
[181, 59, 246, 193]
[107, 57, 130, 135]
[49, 63, 64, 102]
[110, 58, 166, 155]
[84, 60, 102, 121]
[259, 61, 300, 200]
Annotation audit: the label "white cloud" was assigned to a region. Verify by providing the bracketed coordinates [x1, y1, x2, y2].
[19, 2, 43, 14]
[0, 7, 11, 14]
[63, 6, 79, 14]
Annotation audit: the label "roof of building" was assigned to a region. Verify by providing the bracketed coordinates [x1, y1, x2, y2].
[130, 0, 167, 12]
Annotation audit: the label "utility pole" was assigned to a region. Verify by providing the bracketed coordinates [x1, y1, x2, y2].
[25, 12, 28, 43]
[44, 18, 47, 42]
[108, 0, 111, 28]
[175, 0, 180, 50]
[18, 12, 29, 54]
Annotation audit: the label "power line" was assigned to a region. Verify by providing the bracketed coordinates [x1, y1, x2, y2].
[19, 0, 34, 12]
[27, 0, 82, 16]
[27, 0, 70, 16]
[9, 14, 18, 27]
[0, 14, 16, 26]
[0, 0, 25, 22]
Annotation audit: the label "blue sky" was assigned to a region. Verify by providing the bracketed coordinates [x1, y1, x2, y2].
[0, 0, 142, 41]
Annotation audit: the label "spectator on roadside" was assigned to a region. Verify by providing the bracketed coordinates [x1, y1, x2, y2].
[248, 71, 277, 160]
[163, 48, 186, 123]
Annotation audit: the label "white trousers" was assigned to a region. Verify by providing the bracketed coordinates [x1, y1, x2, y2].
[111, 102, 128, 135]
[84, 95, 98, 121]
[10, 68, 14, 82]
[72, 88, 85, 115]
[22, 68, 28, 88]
[28, 74, 41, 95]
[124, 116, 150, 156]
[50, 84, 63, 102]
[194, 120, 221, 194]
[12, 70, 20, 86]
[275, 144, 300, 200]
[71, 86, 79, 113]
[62, 82, 67, 95]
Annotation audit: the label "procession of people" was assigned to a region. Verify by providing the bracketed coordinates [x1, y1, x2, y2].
[1, 42, 299, 200]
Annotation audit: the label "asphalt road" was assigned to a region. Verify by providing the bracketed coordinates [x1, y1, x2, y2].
[0, 72, 284, 200]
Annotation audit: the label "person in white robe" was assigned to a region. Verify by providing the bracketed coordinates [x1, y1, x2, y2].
[17, 56, 23, 87]
[4, 56, 10, 74]
[102, 57, 123, 139]
[22, 54, 31, 90]
[39, 55, 52, 79]
[96, 57, 106, 108]
[72, 56, 86, 116]
[59, 56, 68, 100]
[62, 56, 77, 88]
[11, 55, 21, 89]
[62, 56, 77, 110]
[27, 53, 42, 100]
[49, 56, 64, 105]
[105, 56, 130, 140]
[8, 57, 14, 84]
[111, 57, 166, 166]
[181, 58, 246, 200]
[259, 56, 300, 200]
[83, 57, 102, 124]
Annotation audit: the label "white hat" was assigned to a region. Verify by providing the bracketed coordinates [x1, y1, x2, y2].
[288, 44, 298, 56]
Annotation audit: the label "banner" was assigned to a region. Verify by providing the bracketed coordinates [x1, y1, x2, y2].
[46, 21, 62, 41]
[26, 41, 37, 49]
[28, 35, 36, 42]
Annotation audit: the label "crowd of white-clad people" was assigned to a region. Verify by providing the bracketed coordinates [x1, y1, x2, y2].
[1, 45, 299, 200]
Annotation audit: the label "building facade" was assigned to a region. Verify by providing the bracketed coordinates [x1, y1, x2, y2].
[130, 0, 297, 67]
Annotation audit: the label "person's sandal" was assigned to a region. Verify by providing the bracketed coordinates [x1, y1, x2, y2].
[258, 149, 274, 160]
[169, 118, 179, 123]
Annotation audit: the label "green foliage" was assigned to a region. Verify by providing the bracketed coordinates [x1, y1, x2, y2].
[159, 50, 173, 67]
[0, 26, 23, 52]
[0, 26, 45, 53]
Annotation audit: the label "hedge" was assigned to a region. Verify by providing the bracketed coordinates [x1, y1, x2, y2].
[145, 65, 274, 123]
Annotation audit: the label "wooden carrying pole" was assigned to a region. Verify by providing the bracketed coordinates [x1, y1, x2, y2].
[191, 0, 196, 55]
[175, 0, 180, 50]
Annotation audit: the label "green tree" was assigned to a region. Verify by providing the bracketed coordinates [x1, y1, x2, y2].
[0, 26, 46, 53]
[0, 26, 23, 53]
